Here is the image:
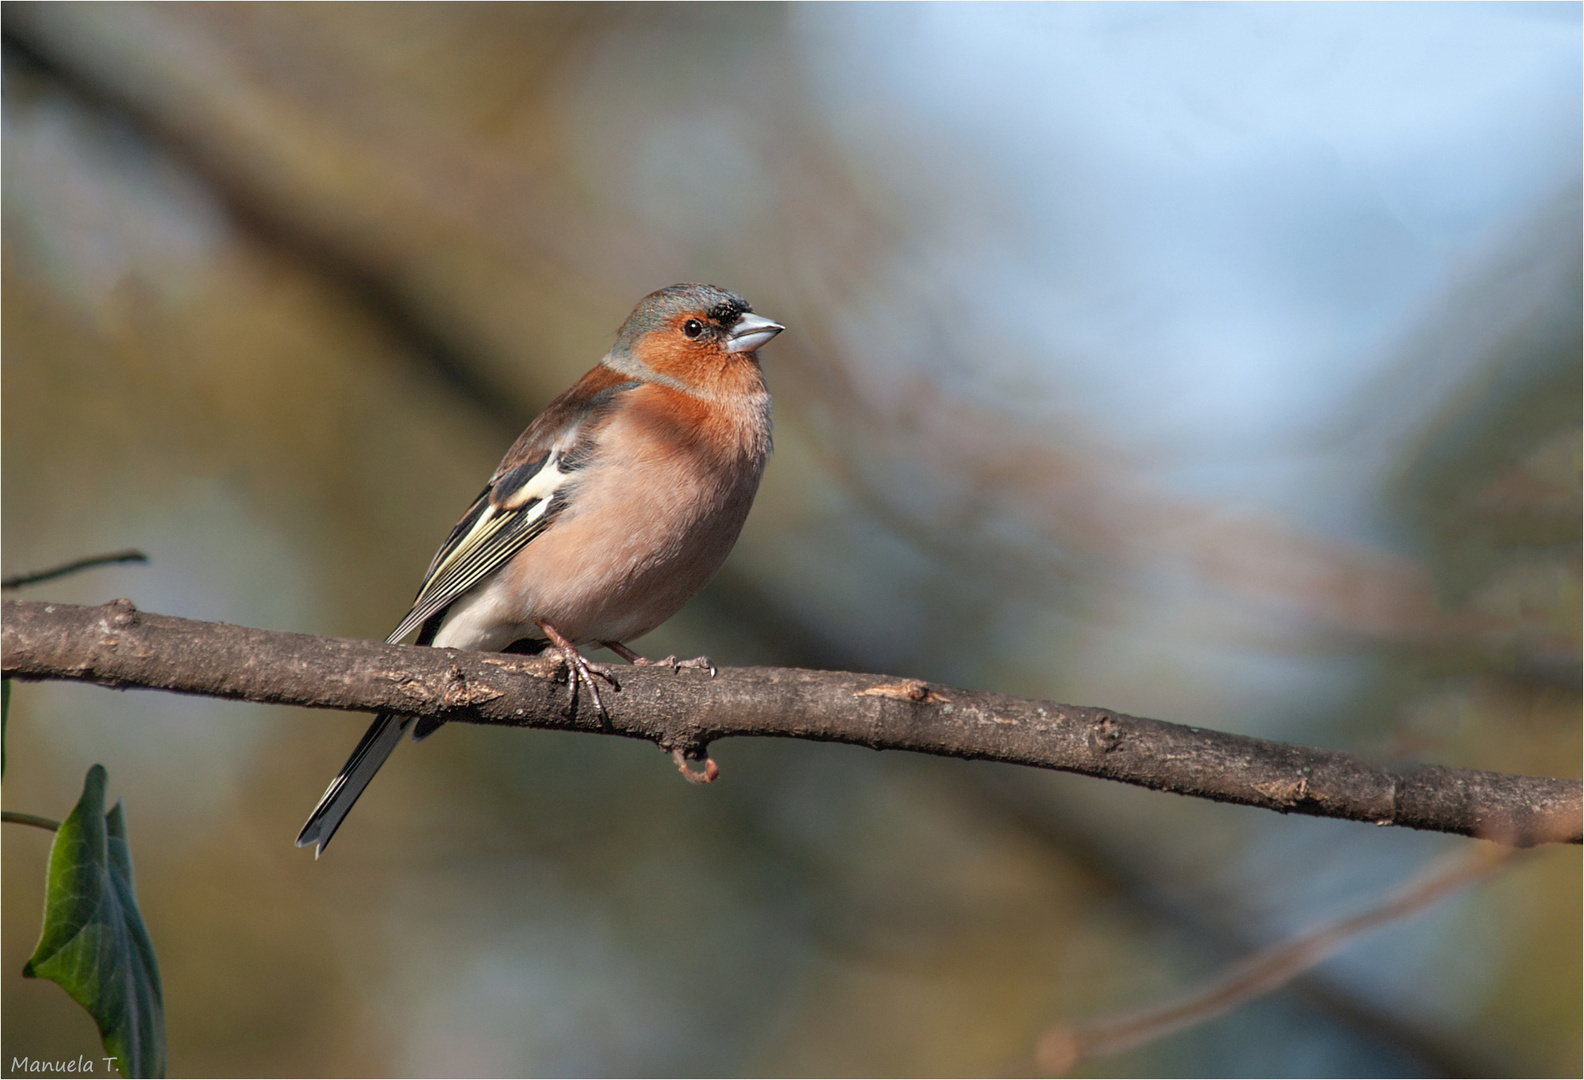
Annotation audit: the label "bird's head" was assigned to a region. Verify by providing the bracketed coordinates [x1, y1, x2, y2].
[610, 284, 783, 391]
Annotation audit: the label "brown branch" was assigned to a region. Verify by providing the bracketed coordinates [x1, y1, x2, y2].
[1035, 845, 1515, 1073]
[3, 599, 1579, 847]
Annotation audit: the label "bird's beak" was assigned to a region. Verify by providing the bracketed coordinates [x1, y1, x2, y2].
[725, 312, 785, 354]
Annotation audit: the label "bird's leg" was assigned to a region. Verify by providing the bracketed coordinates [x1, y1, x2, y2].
[536, 620, 619, 719]
[602, 640, 717, 677]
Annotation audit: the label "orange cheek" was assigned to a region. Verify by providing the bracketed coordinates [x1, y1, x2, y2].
[635, 332, 726, 385]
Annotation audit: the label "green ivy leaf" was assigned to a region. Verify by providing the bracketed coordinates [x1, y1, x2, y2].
[24, 765, 166, 1079]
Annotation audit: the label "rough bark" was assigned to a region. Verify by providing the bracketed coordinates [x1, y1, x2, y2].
[3, 599, 1578, 846]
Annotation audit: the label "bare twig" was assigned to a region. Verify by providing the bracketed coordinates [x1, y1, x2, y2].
[1035, 845, 1515, 1074]
[2, 599, 1579, 847]
[1, 550, 149, 591]
[967, 771, 1500, 1078]
[2, 810, 62, 832]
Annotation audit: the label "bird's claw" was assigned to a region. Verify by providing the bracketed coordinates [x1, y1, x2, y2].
[601, 642, 717, 677]
[549, 642, 619, 720]
[634, 653, 717, 677]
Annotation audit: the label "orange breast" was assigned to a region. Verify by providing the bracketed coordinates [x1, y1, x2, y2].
[483, 380, 771, 643]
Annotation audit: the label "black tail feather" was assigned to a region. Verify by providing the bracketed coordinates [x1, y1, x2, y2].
[295, 712, 411, 856]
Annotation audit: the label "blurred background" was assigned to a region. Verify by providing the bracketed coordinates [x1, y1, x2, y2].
[2, 4, 1578, 1076]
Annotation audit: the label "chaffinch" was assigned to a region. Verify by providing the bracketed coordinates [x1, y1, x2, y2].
[297, 283, 783, 855]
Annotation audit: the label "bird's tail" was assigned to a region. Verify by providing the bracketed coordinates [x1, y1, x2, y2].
[295, 712, 411, 857]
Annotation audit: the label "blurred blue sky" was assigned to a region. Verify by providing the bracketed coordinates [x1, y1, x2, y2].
[798, 2, 1581, 524]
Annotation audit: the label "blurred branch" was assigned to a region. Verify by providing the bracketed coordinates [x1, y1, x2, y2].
[1035, 845, 1514, 1074]
[5, 599, 1578, 847]
[1, 550, 149, 591]
[2, 811, 62, 832]
[0, 26, 525, 432]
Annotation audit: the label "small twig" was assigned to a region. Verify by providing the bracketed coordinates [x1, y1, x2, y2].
[1035, 844, 1515, 1074]
[671, 747, 719, 784]
[1, 550, 149, 591]
[2, 810, 62, 832]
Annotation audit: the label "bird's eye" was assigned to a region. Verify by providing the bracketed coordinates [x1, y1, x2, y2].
[682, 319, 704, 338]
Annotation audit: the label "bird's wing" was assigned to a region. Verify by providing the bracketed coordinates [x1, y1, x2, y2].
[384, 479, 556, 645]
[384, 367, 641, 646]
[302, 449, 576, 852]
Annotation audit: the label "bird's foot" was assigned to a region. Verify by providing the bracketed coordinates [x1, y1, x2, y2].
[637, 653, 717, 677]
[602, 641, 717, 677]
[561, 648, 619, 719]
[538, 622, 619, 720]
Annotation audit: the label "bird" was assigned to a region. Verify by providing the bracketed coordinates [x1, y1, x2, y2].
[296, 283, 783, 855]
